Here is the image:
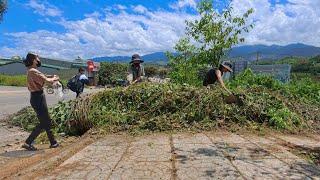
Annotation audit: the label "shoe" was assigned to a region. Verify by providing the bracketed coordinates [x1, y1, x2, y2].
[50, 143, 59, 148]
[22, 143, 37, 151]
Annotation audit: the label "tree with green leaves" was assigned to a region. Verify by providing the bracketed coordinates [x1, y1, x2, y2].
[186, 0, 254, 66]
[168, 0, 254, 86]
[0, 0, 7, 22]
[167, 38, 203, 86]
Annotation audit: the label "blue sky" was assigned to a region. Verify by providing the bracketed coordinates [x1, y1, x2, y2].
[0, 0, 319, 59]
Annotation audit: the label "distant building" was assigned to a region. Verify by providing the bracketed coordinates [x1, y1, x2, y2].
[0, 57, 88, 75]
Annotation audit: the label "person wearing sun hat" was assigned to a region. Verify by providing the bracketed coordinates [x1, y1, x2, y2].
[203, 61, 233, 94]
[129, 54, 145, 84]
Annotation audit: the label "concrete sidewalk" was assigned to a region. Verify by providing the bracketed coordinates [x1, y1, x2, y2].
[2, 131, 317, 179]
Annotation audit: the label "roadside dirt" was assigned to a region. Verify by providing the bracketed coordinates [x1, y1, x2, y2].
[0, 134, 96, 179]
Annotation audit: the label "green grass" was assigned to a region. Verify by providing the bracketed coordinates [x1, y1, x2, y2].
[0, 69, 77, 87]
[0, 74, 27, 86]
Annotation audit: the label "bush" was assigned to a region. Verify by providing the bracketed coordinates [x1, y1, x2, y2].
[158, 68, 169, 78]
[144, 66, 158, 77]
[98, 62, 128, 86]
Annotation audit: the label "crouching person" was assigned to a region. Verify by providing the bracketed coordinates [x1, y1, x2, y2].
[22, 52, 59, 151]
[129, 54, 145, 84]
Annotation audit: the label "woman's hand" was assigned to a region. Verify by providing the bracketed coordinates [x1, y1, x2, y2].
[53, 75, 60, 81]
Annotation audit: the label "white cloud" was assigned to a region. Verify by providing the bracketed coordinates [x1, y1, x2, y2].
[0, 9, 197, 59]
[84, 11, 102, 18]
[231, 0, 320, 46]
[115, 4, 127, 10]
[170, 0, 197, 10]
[27, 0, 62, 17]
[1, 0, 320, 59]
[133, 5, 148, 14]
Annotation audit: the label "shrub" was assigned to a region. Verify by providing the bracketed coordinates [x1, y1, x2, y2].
[98, 62, 128, 86]
[144, 66, 158, 77]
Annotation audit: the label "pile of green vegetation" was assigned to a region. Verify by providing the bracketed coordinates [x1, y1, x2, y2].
[0, 74, 26, 86]
[10, 69, 320, 136]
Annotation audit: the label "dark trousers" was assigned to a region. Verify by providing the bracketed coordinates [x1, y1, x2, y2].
[25, 91, 57, 145]
[76, 91, 81, 98]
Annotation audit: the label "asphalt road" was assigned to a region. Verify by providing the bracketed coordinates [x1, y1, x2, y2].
[0, 86, 100, 120]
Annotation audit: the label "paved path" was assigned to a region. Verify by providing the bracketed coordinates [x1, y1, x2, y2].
[1, 131, 319, 179]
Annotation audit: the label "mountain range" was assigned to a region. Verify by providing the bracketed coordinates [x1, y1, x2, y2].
[92, 43, 320, 63]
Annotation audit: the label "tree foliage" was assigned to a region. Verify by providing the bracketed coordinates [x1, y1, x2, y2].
[167, 38, 203, 86]
[168, 0, 254, 86]
[186, 0, 254, 66]
[0, 0, 7, 22]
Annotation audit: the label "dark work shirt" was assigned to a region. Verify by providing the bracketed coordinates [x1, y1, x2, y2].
[203, 68, 223, 86]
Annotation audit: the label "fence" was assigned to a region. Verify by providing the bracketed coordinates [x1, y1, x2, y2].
[248, 64, 291, 83]
[232, 61, 291, 83]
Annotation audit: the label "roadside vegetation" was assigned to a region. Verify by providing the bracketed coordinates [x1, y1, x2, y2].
[0, 74, 26, 86]
[7, 0, 320, 138]
[0, 68, 78, 87]
[10, 69, 320, 137]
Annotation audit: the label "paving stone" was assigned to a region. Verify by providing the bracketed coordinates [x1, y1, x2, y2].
[239, 134, 277, 145]
[233, 158, 311, 179]
[225, 142, 272, 160]
[122, 135, 171, 162]
[132, 134, 170, 145]
[206, 132, 249, 144]
[60, 142, 127, 165]
[41, 137, 128, 179]
[172, 133, 211, 144]
[109, 161, 172, 180]
[92, 135, 129, 146]
[173, 134, 242, 179]
[275, 135, 320, 149]
[241, 135, 320, 179]
[176, 158, 242, 180]
[175, 143, 225, 162]
[44, 162, 110, 180]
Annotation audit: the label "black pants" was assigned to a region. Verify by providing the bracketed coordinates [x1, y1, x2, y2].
[25, 91, 57, 145]
[76, 91, 81, 98]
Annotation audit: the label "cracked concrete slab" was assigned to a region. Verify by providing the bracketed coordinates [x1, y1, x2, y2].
[109, 161, 172, 180]
[3, 132, 319, 179]
[42, 136, 128, 180]
[275, 134, 320, 149]
[233, 158, 309, 179]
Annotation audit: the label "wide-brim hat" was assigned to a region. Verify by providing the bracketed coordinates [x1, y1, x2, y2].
[130, 54, 144, 64]
[221, 61, 233, 72]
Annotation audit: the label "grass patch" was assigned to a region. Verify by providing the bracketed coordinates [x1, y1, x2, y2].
[0, 69, 76, 87]
[0, 74, 27, 86]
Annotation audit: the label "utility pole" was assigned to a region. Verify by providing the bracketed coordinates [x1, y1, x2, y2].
[256, 51, 260, 63]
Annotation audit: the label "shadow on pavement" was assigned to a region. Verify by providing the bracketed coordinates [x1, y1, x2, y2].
[0, 149, 44, 158]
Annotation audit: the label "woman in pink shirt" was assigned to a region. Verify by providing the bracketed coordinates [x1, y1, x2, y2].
[22, 52, 59, 151]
